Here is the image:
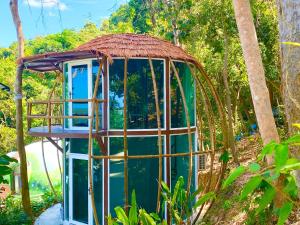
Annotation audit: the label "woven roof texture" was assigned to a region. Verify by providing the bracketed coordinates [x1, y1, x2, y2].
[22, 33, 197, 72]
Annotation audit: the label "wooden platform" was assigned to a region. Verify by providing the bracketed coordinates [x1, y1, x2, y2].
[28, 126, 107, 138]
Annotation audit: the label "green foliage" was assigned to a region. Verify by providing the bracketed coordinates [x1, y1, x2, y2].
[0, 190, 61, 225]
[222, 131, 300, 224]
[109, 177, 215, 224]
[0, 154, 17, 184]
[109, 190, 167, 225]
[222, 165, 246, 188]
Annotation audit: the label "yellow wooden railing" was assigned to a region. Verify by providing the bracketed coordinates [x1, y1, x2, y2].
[27, 98, 105, 133]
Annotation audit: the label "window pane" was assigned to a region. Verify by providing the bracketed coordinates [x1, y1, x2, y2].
[93, 159, 103, 225]
[72, 159, 88, 223]
[170, 134, 196, 193]
[70, 139, 88, 154]
[171, 62, 195, 128]
[64, 139, 69, 220]
[92, 60, 103, 130]
[109, 137, 124, 215]
[109, 59, 164, 129]
[109, 136, 162, 216]
[72, 64, 89, 127]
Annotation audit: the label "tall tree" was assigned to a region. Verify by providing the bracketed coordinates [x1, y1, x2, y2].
[232, 0, 280, 163]
[277, 0, 300, 189]
[9, 0, 32, 216]
[222, 31, 239, 165]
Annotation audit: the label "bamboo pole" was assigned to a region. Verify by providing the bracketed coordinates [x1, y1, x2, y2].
[41, 138, 57, 199]
[148, 58, 163, 213]
[123, 57, 129, 213]
[170, 61, 193, 219]
[88, 57, 104, 225]
[92, 150, 211, 160]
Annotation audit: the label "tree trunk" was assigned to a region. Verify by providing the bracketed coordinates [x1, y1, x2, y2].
[277, 0, 300, 190]
[10, 0, 32, 217]
[232, 0, 280, 164]
[222, 32, 239, 165]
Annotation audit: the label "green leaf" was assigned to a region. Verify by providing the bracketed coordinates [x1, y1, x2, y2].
[129, 190, 138, 225]
[219, 150, 229, 163]
[172, 176, 184, 205]
[107, 215, 119, 225]
[283, 134, 300, 145]
[0, 166, 12, 176]
[149, 213, 160, 222]
[240, 176, 262, 200]
[278, 202, 293, 225]
[139, 209, 156, 225]
[249, 162, 261, 173]
[115, 206, 129, 225]
[283, 178, 298, 198]
[274, 144, 289, 169]
[282, 41, 300, 47]
[161, 181, 170, 195]
[193, 192, 215, 209]
[222, 166, 246, 189]
[280, 162, 300, 172]
[256, 186, 276, 214]
[173, 210, 181, 224]
[258, 141, 277, 161]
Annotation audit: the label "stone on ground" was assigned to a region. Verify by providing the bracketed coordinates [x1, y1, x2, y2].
[34, 203, 62, 225]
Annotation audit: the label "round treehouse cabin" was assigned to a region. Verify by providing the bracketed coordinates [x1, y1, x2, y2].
[22, 34, 224, 225]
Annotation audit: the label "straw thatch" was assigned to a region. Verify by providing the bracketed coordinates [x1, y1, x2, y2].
[21, 33, 197, 72]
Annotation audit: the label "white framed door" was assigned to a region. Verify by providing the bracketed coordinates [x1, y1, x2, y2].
[69, 154, 93, 225]
[68, 60, 92, 130]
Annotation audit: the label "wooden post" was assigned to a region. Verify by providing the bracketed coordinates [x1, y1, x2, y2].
[123, 57, 129, 213]
[10, 0, 32, 216]
[148, 58, 163, 213]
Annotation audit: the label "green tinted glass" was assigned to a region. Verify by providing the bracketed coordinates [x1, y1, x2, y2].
[171, 62, 195, 128]
[109, 136, 163, 216]
[170, 134, 196, 192]
[109, 59, 164, 129]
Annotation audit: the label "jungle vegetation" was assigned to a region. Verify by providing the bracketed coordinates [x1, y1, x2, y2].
[1, 0, 300, 224]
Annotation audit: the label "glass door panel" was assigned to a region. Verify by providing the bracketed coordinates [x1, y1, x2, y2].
[72, 159, 89, 224]
[71, 64, 89, 127]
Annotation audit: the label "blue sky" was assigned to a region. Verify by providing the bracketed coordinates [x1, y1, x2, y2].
[0, 0, 127, 48]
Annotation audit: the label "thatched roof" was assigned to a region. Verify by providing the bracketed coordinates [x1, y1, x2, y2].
[21, 34, 197, 72]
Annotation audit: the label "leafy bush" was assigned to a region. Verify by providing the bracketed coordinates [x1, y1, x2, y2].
[222, 130, 300, 225]
[0, 154, 17, 185]
[0, 196, 32, 225]
[0, 190, 62, 225]
[108, 176, 215, 225]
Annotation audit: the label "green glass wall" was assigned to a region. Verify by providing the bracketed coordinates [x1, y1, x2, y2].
[72, 159, 89, 223]
[170, 134, 196, 192]
[71, 65, 89, 127]
[109, 59, 164, 129]
[109, 136, 163, 216]
[64, 139, 69, 220]
[170, 62, 195, 128]
[93, 159, 103, 225]
[92, 60, 103, 130]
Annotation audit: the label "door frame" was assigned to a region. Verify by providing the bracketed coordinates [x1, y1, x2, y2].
[68, 59, 92, 130]
[68, 153, 93, 225]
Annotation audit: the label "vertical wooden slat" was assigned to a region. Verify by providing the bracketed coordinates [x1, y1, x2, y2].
[123, 57, 129, 213]
[170, 61, 193, 219]
[148, 58, 163, 213]
[165, 58, 171, 224]
[103, 57, 109, 225]
[88, 57, 104, 225]
[48, 101, 51, 133]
